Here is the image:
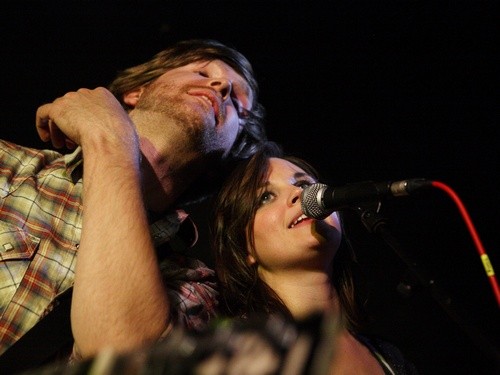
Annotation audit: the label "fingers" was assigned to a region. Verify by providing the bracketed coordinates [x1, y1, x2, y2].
[35, 102, 74, 149]
[48, 120, 69, 149]
[35, 103, 52, 142]
[65, 139, 78, 150]
[35, 87, 133, 150]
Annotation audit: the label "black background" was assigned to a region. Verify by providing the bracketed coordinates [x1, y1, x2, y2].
[2, 1, 499, 374]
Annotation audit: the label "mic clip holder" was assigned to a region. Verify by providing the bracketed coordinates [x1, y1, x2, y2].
[351, 200, 500, 367]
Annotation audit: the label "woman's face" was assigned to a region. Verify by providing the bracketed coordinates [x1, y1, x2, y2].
[248, 158, 342, 274]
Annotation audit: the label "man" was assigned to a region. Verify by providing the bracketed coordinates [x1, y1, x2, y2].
[0, 39, 266, 366]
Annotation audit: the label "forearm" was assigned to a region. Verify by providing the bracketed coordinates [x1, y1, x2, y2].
[71, 133, 170, 358]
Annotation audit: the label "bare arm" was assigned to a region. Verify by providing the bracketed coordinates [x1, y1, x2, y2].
[36, 88, 170, 357]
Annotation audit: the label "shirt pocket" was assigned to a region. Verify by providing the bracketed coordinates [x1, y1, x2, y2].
[0, 222, 40, 311]
[0, 221, 40, 261]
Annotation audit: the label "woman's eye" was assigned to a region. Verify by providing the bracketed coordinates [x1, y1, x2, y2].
[258, 191, 274, 206]
[296, 180, 313, 189]
[196, 71, 209, 77]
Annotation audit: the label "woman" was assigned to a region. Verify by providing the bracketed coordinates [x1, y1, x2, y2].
[211, 141, 418, 374]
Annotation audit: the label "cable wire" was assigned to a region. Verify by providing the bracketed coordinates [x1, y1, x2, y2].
[431, 180, 500, 308]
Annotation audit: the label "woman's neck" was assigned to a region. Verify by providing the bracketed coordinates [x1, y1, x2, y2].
[263, 269, 339, 321]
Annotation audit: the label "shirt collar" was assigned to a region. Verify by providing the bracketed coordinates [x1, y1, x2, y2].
[150, 209, 198, 248]
[64, 146, 84, 183]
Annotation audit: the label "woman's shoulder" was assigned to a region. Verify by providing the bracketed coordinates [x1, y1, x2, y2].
[356, 333, 420, 375]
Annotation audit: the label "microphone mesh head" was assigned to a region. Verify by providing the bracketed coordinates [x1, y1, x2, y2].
[300, 183, 330, 220]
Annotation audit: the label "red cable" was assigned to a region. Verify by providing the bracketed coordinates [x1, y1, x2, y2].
[431, 180, 500, 308]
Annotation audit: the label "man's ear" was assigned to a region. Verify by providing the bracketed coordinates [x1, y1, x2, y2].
[123, 87, 146, 108]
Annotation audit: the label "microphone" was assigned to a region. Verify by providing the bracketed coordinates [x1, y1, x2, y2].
[301, 178, 431, 219]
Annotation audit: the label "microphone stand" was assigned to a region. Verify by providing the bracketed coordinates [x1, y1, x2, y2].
[353, 201, 500, 370]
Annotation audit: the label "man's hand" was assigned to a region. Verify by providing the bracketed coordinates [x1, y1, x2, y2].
[36, 87, 135, 150]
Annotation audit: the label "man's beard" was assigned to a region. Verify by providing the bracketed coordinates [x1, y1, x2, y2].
[135, 81, 226, 154]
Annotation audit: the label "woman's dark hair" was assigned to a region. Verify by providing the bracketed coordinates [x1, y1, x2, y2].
[211, 141, 364, 330]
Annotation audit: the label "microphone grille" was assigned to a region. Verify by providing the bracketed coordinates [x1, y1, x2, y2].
[301, 183, 330, 220]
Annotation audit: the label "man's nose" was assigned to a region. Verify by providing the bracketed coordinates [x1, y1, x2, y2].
[210, 78, 232, 100]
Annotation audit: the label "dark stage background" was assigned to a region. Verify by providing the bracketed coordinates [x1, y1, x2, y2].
[2, 2, 499, 374]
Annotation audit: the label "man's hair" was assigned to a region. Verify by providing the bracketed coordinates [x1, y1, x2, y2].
[108, 39, 266, 161]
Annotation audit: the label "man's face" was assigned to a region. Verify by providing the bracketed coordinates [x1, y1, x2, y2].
[132, 60, 253, 157]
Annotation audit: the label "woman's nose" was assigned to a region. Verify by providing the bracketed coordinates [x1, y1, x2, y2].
[210, 78, 232, 101]
[288, 188, 302, 206]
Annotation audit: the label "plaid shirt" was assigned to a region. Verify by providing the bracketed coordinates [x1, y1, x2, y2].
[0, 139, 218, 355]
